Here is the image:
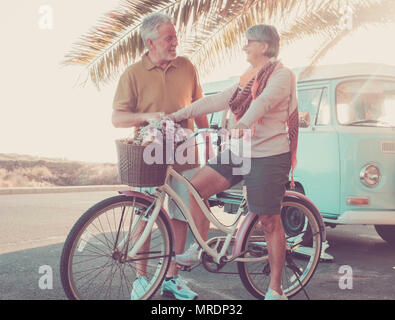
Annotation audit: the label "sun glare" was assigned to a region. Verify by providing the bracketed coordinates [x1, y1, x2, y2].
[2, 1, 395, 163]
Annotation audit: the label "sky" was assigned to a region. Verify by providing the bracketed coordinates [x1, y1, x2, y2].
[1, 0, 395, 163]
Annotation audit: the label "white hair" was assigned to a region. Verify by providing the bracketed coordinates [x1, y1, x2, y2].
[140, 13, 173, 48]
[245, 24, 280, 58]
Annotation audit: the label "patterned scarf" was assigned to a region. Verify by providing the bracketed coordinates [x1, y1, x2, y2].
[229, 60, 299, 187]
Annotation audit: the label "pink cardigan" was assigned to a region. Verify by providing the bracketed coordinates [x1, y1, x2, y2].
[171, 65, 298, 158]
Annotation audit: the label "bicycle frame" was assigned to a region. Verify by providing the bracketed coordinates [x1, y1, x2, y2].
[125, 165, 248, 265]
[166, 167, 249, 263]
[120, 127, 327, 265]
[61, 127, 329, 301]
[123, 176, 329, 264]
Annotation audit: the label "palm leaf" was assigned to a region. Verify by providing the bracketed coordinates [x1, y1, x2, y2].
[296, 0, 395, 79]
[64, 0, 395, 88]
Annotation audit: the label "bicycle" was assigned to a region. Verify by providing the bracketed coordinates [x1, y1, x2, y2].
[60, 126, 327, 300]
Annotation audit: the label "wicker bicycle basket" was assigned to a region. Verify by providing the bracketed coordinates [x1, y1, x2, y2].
[115, 140, 169, 187]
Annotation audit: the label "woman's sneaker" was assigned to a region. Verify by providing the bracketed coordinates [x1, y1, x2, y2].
[175, 243, 200, 267]
[264, 287, 288, 300]
[130, 276, 149, 300]
[160, 276, 198, 300]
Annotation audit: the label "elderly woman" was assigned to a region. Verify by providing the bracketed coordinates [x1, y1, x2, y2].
[168, 24, 298, 300]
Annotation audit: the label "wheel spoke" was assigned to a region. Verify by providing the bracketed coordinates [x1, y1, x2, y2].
[237, 200, 322, 299]
[61, 196, 172, 300]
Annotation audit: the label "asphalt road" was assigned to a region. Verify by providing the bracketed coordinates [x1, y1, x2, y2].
[1, 191, 394, 300]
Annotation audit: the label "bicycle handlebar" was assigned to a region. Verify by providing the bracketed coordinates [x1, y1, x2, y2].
[190, 124, 222, 137]
[182, 124, 224, 149]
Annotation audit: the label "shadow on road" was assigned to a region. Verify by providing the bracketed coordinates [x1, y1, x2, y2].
[1, 225, 394, 300]
[0, 242, 66, 300]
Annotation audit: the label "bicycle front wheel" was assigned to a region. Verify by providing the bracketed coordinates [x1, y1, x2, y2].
[60, 195, 173, 300]
[237, 198, 322, 299]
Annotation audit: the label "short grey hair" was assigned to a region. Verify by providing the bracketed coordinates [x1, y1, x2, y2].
[140, 13, 173, 48]
[245, 24, 280, 58]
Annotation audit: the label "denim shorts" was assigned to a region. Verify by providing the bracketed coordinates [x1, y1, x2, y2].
[207, 149, 291, 214]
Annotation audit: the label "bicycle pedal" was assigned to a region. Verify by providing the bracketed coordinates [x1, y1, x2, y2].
[177, 265, 191, 271]
[176, 263, 199, 272]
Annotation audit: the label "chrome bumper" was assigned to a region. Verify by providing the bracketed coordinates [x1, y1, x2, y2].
[325, 210, 395, 225]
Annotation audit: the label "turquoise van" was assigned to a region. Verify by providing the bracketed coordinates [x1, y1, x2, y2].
[203, 63, 395, 245]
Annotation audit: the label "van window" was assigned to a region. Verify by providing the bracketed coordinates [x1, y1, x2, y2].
[336, 79, 395, 127]
[209, 111, 224, 126]
[316, 88, 331, 125]
[298, 88, 327, 127]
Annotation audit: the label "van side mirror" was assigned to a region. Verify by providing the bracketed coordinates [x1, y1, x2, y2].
[299, 112, 311, 128]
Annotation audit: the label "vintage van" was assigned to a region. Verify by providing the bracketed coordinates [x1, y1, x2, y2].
[203, 63, 395, 245]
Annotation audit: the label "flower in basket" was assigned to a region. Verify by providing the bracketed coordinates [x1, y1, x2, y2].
[126, 116, 188, 147]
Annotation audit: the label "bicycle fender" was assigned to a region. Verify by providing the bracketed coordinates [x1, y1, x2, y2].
[232, 212, 258, 258]
[117, 190, 175, 242]
[284, 191, 327, 242]
[231, 191, 327, 258]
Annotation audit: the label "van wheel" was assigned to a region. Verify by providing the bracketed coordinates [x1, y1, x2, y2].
[374, 225, 395, 245]
[286, 183, 305, 195]
[281, 206, 313, 246]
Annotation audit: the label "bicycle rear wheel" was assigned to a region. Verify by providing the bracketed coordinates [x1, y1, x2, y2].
[60, 195, 173, 300]
[237, 198, 322, 299]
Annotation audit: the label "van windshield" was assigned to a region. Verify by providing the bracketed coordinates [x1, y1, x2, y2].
[336, 79, 395, 127]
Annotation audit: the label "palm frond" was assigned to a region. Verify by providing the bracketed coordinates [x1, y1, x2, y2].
[184, 0, 304, 75]
[297, 0, 395, 79]
[64, 0, 395, 88]
[65, 0, 230, 88]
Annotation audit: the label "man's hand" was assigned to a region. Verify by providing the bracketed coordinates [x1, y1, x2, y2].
[165, 113, 176, 122]
[143, 112, 164, 122]
[112, 111, 164, 128]
[229, 123, 249, 139]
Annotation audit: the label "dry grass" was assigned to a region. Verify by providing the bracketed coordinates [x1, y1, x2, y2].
[0, 154, 119, 187]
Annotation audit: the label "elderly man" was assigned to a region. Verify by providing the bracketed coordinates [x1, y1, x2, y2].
[112, 13, 209, 300]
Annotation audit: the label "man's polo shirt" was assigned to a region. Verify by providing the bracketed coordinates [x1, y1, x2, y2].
[113, 53, 203, 171]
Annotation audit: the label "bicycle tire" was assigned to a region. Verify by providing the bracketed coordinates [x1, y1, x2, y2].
[60, 195, 173, 300]
[237, 197, 322, 299]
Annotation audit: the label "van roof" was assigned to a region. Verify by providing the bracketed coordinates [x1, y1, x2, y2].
[295, 63, 395, 82]
[202, 76, 239, 94]
[202, 63, 395, 94]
